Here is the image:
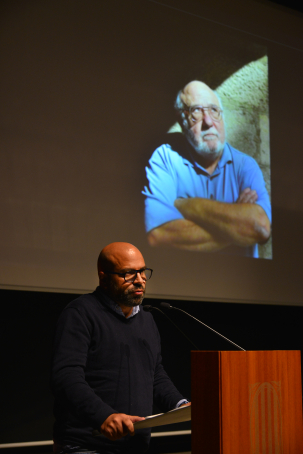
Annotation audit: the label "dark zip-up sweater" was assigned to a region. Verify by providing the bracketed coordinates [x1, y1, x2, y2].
[51, 287, 184, 453]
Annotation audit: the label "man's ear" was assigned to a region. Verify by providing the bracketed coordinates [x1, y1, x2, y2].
[98, 271, 107, 289]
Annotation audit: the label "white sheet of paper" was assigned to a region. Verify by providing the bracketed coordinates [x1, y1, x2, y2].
[133, 405, 191, 429]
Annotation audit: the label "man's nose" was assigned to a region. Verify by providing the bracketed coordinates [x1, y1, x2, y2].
[133, 272, 145, 284]
[202, 110, 214, 128]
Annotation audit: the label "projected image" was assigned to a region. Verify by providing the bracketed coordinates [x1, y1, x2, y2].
[1, 0, 281, 301]
[143, 58, 272, 259]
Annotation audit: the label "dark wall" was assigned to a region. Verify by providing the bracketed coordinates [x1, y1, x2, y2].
[1, 288, 303, 448]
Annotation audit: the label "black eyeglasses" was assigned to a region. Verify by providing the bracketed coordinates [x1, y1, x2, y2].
[105, 268, 153, 282]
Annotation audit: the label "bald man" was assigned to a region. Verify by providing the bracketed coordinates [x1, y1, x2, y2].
[143, 80, 271, 258]
[51, 242, 187, 454]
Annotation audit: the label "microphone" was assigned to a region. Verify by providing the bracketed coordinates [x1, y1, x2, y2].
[160, 302, 246, 351]
[143, 304, 198, 349]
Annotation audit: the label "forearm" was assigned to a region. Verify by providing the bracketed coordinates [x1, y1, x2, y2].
[147, 218, 230, 252]
[175, 198, 271, 246]
[153, 360, 186, 413]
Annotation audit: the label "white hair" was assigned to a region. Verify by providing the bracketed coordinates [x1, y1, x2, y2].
[174, 90, 188, 129]
[174, 90, 185, 111]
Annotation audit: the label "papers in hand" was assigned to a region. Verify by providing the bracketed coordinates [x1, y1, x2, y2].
[133, 404, 191, 430]
[92, 405, 191, 436]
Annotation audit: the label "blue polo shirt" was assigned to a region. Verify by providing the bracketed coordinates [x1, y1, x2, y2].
[142, 141, 271, 258]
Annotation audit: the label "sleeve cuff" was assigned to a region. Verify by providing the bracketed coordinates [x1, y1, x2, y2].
[175, 399, 189, 408]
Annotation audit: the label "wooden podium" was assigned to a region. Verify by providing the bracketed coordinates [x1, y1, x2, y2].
[191, 350, 303, 454]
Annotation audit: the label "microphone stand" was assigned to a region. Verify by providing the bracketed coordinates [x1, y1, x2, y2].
[160, 303, 246, 352]
[143, 305, 199, 350]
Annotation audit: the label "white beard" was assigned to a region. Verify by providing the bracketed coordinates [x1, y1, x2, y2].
[186, 129, 225, 160]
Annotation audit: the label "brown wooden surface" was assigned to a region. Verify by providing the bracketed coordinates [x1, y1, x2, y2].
[191, 350, 303, 454]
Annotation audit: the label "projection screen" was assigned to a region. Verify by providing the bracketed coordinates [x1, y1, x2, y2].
[1, 0, 303, 305]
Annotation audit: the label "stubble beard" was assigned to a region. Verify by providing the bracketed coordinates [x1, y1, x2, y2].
[111, 282, 145, 307]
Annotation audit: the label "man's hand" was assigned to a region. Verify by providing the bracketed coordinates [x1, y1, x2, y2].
[100, 413, 145, 440]
[236, 188, 258, 204]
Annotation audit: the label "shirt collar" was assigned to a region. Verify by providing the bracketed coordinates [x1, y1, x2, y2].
[217, 143, 232, 169]
[96, 286, 140, 319]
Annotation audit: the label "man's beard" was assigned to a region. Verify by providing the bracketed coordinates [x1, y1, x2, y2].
[110, 281, 145, 307]
[186, 129, 225, 160]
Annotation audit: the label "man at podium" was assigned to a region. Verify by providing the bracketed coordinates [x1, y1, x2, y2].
[51, 242, 189, 454]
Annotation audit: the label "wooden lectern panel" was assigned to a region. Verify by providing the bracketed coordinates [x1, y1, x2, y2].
[191, 350, 303, 454]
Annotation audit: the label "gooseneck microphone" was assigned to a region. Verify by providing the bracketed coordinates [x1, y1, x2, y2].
[160, 302, 246, 351]
[143, 305, 199, 349]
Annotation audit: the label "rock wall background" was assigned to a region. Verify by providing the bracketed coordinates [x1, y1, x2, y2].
[216, 56, 272, 259]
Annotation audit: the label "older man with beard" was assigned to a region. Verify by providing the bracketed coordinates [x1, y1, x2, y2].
[51, 242, 188, 454]
[143, 80, 271, 258]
